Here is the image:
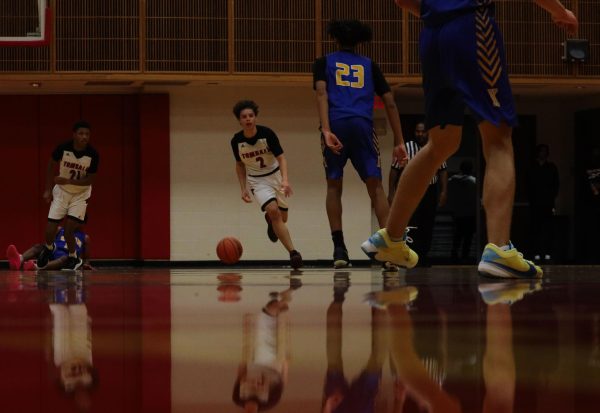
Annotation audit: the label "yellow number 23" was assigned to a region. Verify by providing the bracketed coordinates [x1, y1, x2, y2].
[335, 63, 364, 89]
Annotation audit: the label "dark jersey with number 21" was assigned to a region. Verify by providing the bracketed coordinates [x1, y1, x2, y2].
[52, 140, 99, 194]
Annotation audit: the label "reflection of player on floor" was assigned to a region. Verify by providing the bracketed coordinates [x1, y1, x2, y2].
[38, 121, 99, 271]
[362, 0, 577, 278]
[232, 281, 300, 413]
[48, 280, 96, 411]
[231, 100, 303, 269]
[7, 227, 93, 271]
[322, 274, 389, 413]
[313, 19, 408, 269]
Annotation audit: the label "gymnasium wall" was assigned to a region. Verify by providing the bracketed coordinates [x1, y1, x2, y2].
[0, 94, 170, 260]
[169, 85, 410, 261]
[168, 85, 583, 261]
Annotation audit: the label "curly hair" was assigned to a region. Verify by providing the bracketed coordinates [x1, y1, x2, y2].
[327, 19, 373, 48]
[233, 100, 259, 119]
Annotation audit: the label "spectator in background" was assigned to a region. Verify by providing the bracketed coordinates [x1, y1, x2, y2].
[528, 144, 559, 263]
[448, 160, 477, 263]
[584, 146, 600, 263]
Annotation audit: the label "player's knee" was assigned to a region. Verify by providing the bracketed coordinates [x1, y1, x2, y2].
[265, 205, 282, 222]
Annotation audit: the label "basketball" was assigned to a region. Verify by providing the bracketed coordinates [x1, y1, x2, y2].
[216, 237, 243, 264]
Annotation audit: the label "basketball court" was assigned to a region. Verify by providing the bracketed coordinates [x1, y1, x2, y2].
[1, 265, 600, 412]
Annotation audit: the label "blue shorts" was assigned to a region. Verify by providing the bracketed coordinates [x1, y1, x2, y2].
[420, 7, 517, 129]
[322, 117, 381, 181]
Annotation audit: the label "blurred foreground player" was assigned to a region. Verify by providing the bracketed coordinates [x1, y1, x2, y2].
[362, 0, 577, 278]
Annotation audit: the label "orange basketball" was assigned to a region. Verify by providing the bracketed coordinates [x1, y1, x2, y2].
[216, 237, 243, 264]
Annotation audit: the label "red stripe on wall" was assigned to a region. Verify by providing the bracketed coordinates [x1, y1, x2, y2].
[139, 95, 170, 259]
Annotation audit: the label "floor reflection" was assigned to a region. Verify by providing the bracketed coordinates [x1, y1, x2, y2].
[0, 267, 599, 412]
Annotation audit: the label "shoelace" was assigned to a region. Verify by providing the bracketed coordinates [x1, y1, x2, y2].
[404, 226, 416, 244]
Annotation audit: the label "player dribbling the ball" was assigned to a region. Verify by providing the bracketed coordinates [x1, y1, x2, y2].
[230, 100, 303, 269]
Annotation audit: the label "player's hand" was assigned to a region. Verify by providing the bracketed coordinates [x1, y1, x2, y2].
[43, 189, 53, 203]
[241, 189, 252, 203]
[393, 143, 409, 167]
[323, 131, 343, 155]
[54, 176, 70, 185]
[281, 181, 293, 197]
[552, 8, 578, 36]
[82, 263, 96, 271]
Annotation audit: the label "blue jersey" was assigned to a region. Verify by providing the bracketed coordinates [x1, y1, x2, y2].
[315, 51, 386, 122]
[54, 228, 86, 258]
[422, 0, 493, 26]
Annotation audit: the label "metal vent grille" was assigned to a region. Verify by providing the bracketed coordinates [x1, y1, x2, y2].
[234, 0, 315, 73]
[56, 0, 139, 72]
[146, 0, 227, 72]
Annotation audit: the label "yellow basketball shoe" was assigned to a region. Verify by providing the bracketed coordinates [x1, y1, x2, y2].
[361, 228, 419, 269]
[365, 286, 419, 309]
[478, 242, 542, 279]
[478, 280, 542, 305]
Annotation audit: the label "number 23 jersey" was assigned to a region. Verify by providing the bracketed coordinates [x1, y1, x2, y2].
[313, 50, 390, 122]
[52, 140, 100, 194]
[230, 125, 284, 177]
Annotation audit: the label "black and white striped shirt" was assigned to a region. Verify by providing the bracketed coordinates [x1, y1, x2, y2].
[391, 140, 447, 185]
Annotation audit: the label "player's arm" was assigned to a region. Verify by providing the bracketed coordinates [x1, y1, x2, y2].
[235, 161, 252, 203]
[313, 57, 343, 155]
[276, 154, 293, 197]
[534, 0, 578, 34]
[55, 173, 96, 186]
[394, 0, 420, 16]
[44, 158, 58, 202]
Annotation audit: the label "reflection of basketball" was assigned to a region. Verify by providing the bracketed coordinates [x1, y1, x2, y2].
[216, 237, 243, 264]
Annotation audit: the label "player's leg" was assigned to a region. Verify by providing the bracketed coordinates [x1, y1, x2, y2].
[61, 191, 89, 270]
[326, 178, 344, 233]
[364, 177, 389, 228]
[389, 128, 460, 239]
[40, 192, 69, 267]
[361, 127, 460, 268]
[41, 256, 68, 271]
[477, 121, 541, 277]
[326, 120, 352, 268]
[480, 121, 514, 247]
[265, 201, 294, 251]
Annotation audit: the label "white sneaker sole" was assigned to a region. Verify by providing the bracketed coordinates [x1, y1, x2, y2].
[478, 261, 540, 279]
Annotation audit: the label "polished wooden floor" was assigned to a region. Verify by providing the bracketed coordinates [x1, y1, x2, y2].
[1, 265, 600, 413]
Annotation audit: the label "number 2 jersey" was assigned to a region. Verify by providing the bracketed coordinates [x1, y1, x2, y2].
[312, 50, 390, 122]
[52, 140, 100, 194]
[230, 125, 284, 177]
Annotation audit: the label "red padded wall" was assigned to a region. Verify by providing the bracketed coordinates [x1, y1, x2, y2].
[0, 96, 41, 250]
[140, 95, 170, 260]
[1, 94, 169, 260]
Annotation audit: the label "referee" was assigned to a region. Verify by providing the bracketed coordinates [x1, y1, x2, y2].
[389, 122, 448, 266]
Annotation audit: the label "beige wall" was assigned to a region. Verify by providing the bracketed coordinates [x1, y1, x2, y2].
[170, 84, 414, 261]
[170, 83, 592, 261]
